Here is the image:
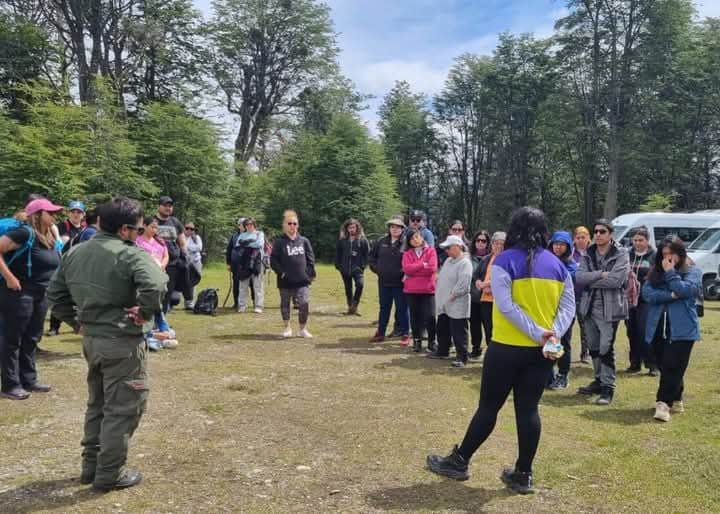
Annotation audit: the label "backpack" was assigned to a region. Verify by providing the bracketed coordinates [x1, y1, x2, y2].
[62, 226, 91, 255]
[193, 288, 219, 316]
[0, 218, 35, 278]
[237, 246, 262, 280]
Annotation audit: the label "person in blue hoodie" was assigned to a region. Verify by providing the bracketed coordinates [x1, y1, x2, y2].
[548, 231, 578, 390]
[642, 235, 701, 422]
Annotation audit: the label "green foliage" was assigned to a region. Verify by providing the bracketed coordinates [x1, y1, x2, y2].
[264, 114, 402, 258]
[640, 193, 676, 212]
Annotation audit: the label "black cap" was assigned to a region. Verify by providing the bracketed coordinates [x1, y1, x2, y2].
[410, 209, 426, 221]
[158, 196, 174, 206]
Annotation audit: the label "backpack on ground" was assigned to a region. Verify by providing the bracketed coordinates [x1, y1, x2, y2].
[0, 218, 35, 278]
[193, 288, 219, 316]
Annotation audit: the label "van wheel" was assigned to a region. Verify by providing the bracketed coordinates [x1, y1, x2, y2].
[703, 276, 719, 301]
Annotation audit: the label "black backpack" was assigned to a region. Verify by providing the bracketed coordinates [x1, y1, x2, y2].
[193, 288, 219, 316]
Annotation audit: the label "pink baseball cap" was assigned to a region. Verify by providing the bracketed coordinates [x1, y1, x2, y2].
[25, 198, 64, 216]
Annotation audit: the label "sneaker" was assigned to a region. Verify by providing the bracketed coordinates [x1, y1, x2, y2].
[451, 360, 466, 368]
[368, 332, 385, 343]
[595, 386, 614, 405]
[162, 339, 178, 349]
[282, 327, 293, 338]
[580, 351, 590, 364]
[184, 302, 194, 310]
[400, 335, 411, 347]
[427, 341, 437, 353]
[671, 400, 684, 413]
[0, 387, 31, 400]
[412, 339, 423, 353]
[237, 307, 247, 313]
[647, 368, 659, 377]
[500, 467, 535, 495]
[625, 364, 642, 373]
[654, 401, 671, 422]
[426, 445, 469, 481]
[426, 352, 450, 360]
[578, 380, 602, 395]
[389, 329, 403, 338]
[93, 468, 143, 492]
[46, 329, 59, 337]
[299, 328, 313, 339]
[549, 374, 568, 390]
[25, 383, 51, 393]
[469, 349, 482, 360]
[253, 307, 263, 314]
[147, 338, 163, 352]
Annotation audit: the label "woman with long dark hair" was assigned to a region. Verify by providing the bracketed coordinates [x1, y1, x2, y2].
[469, 230, 491, 358]
[402, 229, 438, 352]
[642, 236, 701, 422]
[426, 207, 575, 494]
[335, 218, 370, 315]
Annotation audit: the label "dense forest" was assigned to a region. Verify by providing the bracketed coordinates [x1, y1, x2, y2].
[1, 0, 718, 258]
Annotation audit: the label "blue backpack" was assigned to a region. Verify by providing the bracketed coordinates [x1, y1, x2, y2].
[0, 218, 36, 278]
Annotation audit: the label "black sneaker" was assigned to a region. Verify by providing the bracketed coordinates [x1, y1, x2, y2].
[46, 329, 59, 337]
[578, 380, 602, 395]
[469, 349, 482, 360]
[389, 329, 403, 338]
[426, 445, 469, 481]
[647, 368, 659, 377]
[451, 359, 466, 368]
[0, 387, 30, 400]
[625, 364, 642, 373]
[93, 468, 143, 492]
[595, 386, 614, 405]
[426, 352, 450, 360]
[427, 341, 437, 353]
[412, 339, 422, 353]
[500, 467, 535, 494]
[549, 374, 568, 390]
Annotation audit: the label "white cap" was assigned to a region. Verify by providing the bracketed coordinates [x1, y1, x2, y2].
[440, 235, 466, 249]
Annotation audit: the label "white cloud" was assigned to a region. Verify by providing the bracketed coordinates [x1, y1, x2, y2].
[355, 59, 448, 97]
[696, 0, 720, 18]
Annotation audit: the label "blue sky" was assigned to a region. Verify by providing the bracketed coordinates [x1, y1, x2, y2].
[193, 0, 720, 135]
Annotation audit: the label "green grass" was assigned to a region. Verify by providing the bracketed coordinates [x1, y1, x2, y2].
[1, 263, 719, 513]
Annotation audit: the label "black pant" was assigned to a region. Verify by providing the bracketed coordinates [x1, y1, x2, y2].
[0, 289, 47, 391]
[341, 271, 364, 307]
[655, 340, 694, 405]
[626, 303, 658, 369]
[458, 342, 552, 472]
[231, 270, 255, 308]
[557, 318, 574, 376]
[478, 302, 493, 348]
[436, 314, 468, 362]
[406, 294, 436, 344]
[470, 302, 483, 353]
[49, 314, 62, 333]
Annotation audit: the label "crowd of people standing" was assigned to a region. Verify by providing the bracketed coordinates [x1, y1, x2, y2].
[0, 195, 705, 495]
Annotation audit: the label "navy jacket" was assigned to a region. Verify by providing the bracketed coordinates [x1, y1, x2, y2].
[642, 266, 701, 343]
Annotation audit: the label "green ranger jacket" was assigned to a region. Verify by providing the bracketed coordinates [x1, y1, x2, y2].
[47, 232, 168, 338]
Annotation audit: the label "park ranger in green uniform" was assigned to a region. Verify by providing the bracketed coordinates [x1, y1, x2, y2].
[48, 197, 167, 491]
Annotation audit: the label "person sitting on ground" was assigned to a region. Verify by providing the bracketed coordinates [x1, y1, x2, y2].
[335, 218, 370, 316]
[428, 235, 473, 367]
[270, 210, 316, 338]
[0, 198, 63, 400]
[236, 217, 266, 314]
[547, 231, 578, 390]
[643, 235, 702, 422]
[402, 228, 438, 352]
[426, 207, 575, 494]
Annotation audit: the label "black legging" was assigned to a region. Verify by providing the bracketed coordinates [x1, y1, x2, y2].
[406, 293, 436, 343]
[341, 272, 364, 307]
[458, 342, 552, 472]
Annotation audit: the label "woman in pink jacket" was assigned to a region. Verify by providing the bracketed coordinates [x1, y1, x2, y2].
[402, 229, 438, 352]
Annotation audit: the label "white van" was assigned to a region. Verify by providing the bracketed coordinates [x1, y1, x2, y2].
[611, 212, 720, 299]
[687, 221, 720, 300]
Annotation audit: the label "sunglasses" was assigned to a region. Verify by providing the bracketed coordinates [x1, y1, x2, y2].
[594, 229, 609, 235]
[410, 218, 422, 223]
[286, 221, 298, 226]
[476, 238, 488, 243]
[185, 226, 195, 231]
[124, 224, 140, 231]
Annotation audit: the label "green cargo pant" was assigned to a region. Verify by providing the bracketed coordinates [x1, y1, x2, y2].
[81, 335, 148, 487]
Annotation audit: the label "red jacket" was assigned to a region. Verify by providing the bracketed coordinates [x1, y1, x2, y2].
[402, 246, 438, 294]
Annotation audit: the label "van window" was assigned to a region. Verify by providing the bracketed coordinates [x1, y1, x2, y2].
[613, 226, 630, 246]
[689, 228, 720, 251]
[653, 227, 706, 245]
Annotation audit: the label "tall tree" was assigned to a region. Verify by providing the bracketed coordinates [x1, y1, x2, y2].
[207, 0, 338, 168]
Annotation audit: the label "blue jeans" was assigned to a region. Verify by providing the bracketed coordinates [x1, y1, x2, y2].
[154, 312, 169, 332]
[378, 285, 409, 336]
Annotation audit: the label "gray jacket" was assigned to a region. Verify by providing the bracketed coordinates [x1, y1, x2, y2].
[576, 242, 630, 322]
[435, 254, 473, 319]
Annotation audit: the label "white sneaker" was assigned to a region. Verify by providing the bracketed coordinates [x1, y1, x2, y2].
[162, 339, 178, 349]
[299, 328, 313, 339]
[654, 401, 671, 422]
[282, 327, 293, 338]
[671, 400, 684, 413]
[254, 307, 263, 314]
[237, 307, 246, 313]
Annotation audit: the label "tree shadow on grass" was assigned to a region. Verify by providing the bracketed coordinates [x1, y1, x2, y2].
[211, 333, 281, 343]
[0, 477, 100, 513]
[315, 337, 409, 356]
[376, 354, 482, 380]
[36, 349, 82, 362]
[540, 392, 597, 407]
[366, 481, 507, 512]
[579, 407, 654, 425]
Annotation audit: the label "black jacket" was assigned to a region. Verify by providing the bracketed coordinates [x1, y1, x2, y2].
[334, 237, 369, 276]
[471, 255, 492, 303]
[270, 234, 316, 289]
[225, 231, 241, 265]
[368, 235, 404, 287]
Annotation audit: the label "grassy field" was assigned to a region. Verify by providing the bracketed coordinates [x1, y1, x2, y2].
[1, 263, 719, 513]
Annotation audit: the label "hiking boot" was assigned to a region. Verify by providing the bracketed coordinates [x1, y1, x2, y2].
[412, 339, 422, 353]
[578, 380, 602, 395]
[625, 364, 642, 373]
[469, 348, 482, 360]
[25, 383, 51, 393]
[427, 340, 437, 353]
[400, 335, 411, 347]
[426, 351, 450, 360]
[647, 367, 659, 377]
[451, 359, 466, 368]
[549, 374, 568, 390]
[93, 468, 143, 492]
[500, 467, 535, 494]
[426, 445, 469, 481]
[369, 332, 385, 343]
[0, 387, 30, 400]
[595, 386, 614, 405]
[671, 400, 684, 413]
[654, 401, 671, 422]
